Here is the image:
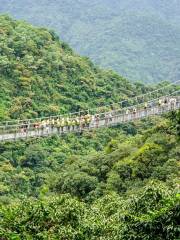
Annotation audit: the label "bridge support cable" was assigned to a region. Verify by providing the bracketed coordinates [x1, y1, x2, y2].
[0, 80, 180, 128]
[0, 93, 179, 142]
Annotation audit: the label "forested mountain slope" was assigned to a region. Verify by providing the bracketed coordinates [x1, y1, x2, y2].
[0, 15, 149, 121]
[0, 0, 180, 83]
[0, 16, 179, 239]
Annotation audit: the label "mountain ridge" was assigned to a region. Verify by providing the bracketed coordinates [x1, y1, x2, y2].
[0, 0, 180, 83]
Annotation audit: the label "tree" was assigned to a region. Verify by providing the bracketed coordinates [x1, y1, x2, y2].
[20, 145, 48, 169]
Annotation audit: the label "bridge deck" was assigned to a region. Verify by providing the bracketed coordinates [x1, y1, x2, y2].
[0, 100, 179, 142]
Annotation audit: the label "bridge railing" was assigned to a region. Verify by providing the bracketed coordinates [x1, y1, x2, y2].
[0, 94, 179, 138]
[0, 80, 179, 128]
[0, 99, 180, 143]
[0, 99, 180, 142]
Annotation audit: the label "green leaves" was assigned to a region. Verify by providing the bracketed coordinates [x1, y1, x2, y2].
[0, 15, 136, 120]
[1, 186, 179, 240]
[20, 145, 48, 169]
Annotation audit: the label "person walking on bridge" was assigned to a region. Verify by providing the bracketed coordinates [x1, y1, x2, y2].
[133, 107, 137, 118]
[60, 118, 65, 132]
[143, 102, 148, 117]
[51, 118, 55, 132]
[40, 119, 46, 134]
[105, 113, 109, 126]
[158, 98, 163, 106]
[75, 117, 80, 130]
[170, 98, 177, 110]
[56, 118, 61, 133]
[66, 117, 72, 131]
[144, 102, 148, 109]
[95, 114, 100, 128]
[84, 113, 92, 128]
[71, 118, 76, 131]
[158, 98, 164, 113]
[125, 109, 130, 121]
[80, 116, 86, 130]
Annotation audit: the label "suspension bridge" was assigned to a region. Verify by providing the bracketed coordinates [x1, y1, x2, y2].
[0, 81, 180, 142]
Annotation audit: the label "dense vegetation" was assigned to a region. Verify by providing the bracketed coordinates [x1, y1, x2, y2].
[0, 0, 180, 83]
[0, 16, 179, 239]
[0, 113, 179, 239]
[0, 14, 151, 121]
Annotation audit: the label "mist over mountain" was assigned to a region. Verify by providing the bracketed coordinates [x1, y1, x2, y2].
[0, 0, 180, 83]
[1, 0, 180, 83]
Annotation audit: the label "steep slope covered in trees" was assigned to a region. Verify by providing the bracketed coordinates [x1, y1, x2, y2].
[0, 0, 180, 83]
[0, 15, 150, 121]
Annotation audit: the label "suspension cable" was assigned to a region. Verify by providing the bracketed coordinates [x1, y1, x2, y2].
[0, 80, 180, 126]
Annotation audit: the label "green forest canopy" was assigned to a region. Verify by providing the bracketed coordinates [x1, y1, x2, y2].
[0, 14, 153, 121]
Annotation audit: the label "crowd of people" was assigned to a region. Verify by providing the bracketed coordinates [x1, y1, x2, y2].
[133, 97, 177, 116]
[4, 97, 178, 134]
[19, 113, 94, 133]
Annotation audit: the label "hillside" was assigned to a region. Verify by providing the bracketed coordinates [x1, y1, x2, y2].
[0, 15, 151, 121]
[0, 16, 179, 239]
[0, 0, 180, 83]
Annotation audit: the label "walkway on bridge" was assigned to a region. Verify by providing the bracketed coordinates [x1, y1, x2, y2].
[0, 93, 179, 142]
